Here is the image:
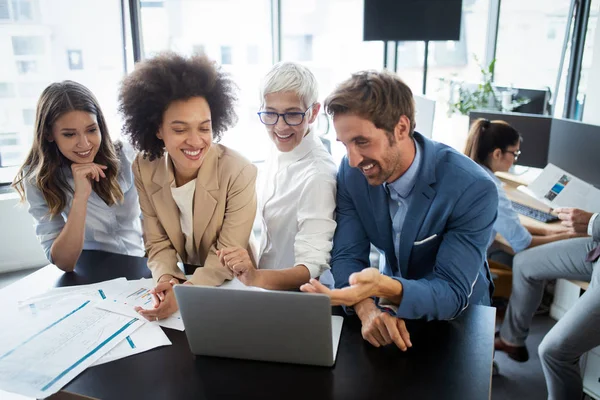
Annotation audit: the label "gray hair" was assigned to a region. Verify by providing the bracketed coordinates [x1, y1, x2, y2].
[260, 61, 319, 109]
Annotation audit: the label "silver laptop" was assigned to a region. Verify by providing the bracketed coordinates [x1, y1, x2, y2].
[173, 285, 344, 367]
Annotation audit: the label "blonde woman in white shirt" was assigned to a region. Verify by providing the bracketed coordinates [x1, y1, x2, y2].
[218, 62, 337, 290]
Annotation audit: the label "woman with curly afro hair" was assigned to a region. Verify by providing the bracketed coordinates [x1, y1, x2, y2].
[119, 52, 257, 320]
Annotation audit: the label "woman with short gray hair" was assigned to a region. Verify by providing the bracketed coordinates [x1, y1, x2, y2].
[218, 61, 337, 290]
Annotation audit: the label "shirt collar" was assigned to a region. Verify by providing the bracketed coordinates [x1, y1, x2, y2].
[384, 139, 422, 199]
[275, 129, 322, 171]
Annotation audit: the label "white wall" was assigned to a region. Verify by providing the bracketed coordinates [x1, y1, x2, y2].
[0, 193, 48, 273]
[583, 22, 600, 125]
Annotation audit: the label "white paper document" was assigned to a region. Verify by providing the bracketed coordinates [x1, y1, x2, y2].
[16, 279, 173, 365]
[520, 163, 600, 212]
[92, 322, 171, 366]
[0, 300, 143, 399]
[219, 277, 268, 291]
[95, 279, 185, 331]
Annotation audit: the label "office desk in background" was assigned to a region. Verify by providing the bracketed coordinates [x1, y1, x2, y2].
[0, 251, 496, 400]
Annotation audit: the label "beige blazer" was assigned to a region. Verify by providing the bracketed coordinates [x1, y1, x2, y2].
[133, 144, 257, 286]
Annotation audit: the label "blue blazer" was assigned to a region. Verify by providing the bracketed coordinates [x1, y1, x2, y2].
[331, 133, 498, 321]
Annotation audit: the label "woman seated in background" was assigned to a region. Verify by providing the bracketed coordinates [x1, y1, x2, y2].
[119, 52, 257, 320]
[218, 61, 337, 290]
[12, 81, 144, 271]
[464, 118, 576, 261]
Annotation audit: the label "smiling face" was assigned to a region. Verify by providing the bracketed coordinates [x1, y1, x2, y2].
[157, 96, 213, 184]
[262, 91, 319, 153]
[49, 110, 102, 164]
[334, 113, 414, 186]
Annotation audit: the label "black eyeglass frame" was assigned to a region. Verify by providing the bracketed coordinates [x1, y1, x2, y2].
[502, 149, 522, 161]
[257, 103, 315, 126]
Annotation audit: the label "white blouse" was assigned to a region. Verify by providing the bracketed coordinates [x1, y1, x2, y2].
[171, 179, 199, 266]
[257, 130, 337, 281]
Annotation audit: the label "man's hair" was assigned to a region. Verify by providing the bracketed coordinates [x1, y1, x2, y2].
[325, 70, 415, 142]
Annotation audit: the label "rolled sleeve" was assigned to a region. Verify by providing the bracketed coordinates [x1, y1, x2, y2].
[588, 213, 599, 238]
[294, 173, 337, 278]
[23, 179, 65, 263]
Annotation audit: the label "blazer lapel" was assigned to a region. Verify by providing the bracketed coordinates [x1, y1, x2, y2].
[193, 146, 219, 254]
[151, 154, 186, 260]
[397, 133, 437, 277]
[368, 184, 397, 273]
[397, 183, 435, 277]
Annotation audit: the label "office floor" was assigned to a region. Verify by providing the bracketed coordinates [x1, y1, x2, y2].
[492, 315, 555, 400]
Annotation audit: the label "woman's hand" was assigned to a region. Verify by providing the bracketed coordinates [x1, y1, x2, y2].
[71, 163, 107, 199]
[135, 278, 182, 321]
[217, 247, 260, 287]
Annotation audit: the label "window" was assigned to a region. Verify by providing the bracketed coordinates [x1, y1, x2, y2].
[576, 0, 599, 118]
[11, 36, 45, 55]
[0, 83, 15, 98]
[0, 0, 9, 19]
[0, 132, 18, 146]
[282, 34, 313, 62]
[11, 0, 37, 21]
[16, 60, 38, 74]
[220, 46, 232, 65]
[495, 0, 571, 96]
[22, 109, 34, 125]
[0, 0, 127, 182]
[139, 0, 274, 162]
[280, 0, 384, 164]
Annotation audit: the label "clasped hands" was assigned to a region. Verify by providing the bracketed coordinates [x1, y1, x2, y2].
[303, 267, 411, 351]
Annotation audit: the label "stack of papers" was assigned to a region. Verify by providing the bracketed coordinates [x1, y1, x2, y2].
[518, 163, 600, 212]
[0, 278, 177, 398]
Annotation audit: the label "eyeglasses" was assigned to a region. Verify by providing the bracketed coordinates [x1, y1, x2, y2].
[503, 149, 522, 161]
[257, 104, 314, 126]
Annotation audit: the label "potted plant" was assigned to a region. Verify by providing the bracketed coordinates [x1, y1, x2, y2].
[441, 57, 531, 117]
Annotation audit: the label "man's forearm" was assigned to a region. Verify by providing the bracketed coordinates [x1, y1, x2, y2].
[375, 275, 404, 304]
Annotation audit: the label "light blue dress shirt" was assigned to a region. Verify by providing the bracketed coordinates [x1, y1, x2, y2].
[383, 140, 422, 273]
[24, 143, 144, 263]
[482, 166, 532, 253]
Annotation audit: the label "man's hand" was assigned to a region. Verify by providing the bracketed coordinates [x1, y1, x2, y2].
[300, 268, 383, 306]
[217, 247, 260, 287]
[355, 299, 411, 351]
[554, 207, 593, 234]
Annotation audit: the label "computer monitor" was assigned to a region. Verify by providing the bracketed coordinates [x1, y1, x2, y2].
[548, 118, 600, 188]
[469, 111, 552, 169]
[495, 86, 551, 115]
[414, 95, 436, 138]
[461, 84, 550, 115]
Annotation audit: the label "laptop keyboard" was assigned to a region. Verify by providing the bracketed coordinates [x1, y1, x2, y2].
[511, 201, 559, 223]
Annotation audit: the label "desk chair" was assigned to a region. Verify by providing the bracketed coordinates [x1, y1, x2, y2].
[489, 259, 513, 300]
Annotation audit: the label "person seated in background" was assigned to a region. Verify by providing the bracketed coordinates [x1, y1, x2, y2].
[119, 52, 257, 320]
[12, 81, 144, 271]
[495, 207, 599, 400]
[218, 62, 337, 290]
[464, 118, 576, 260]
[301, 70, 498, 350]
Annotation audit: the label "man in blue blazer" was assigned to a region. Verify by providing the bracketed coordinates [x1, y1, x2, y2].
[301, 70, 498, 350]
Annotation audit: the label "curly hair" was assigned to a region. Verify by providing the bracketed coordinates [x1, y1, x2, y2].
[119, 52, 238, 160]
